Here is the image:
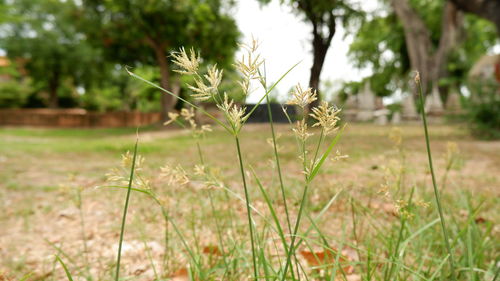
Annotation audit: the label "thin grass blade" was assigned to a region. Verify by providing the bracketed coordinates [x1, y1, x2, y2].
[308, 125, 346, 183]
[115, 136, 139, 281]
[55, 255, 74, 281]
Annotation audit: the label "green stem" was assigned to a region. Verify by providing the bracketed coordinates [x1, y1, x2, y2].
[386, 187, 414, 280]
[265, 96, 292, 237]
[312, 130, 325, 169]
[281, 181, 310, 280]
[264, 97, 301, 280]
[208, 191, 229, 268]
[196, 141, 205, 166]
[416, 78, 455, 279]
[115, 138, 139, 281]
[282, 109, 312, 280]
[235, 136, 258, 279]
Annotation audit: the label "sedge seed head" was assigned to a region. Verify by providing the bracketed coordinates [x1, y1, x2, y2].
[287, 84, 317, 108]
[414, 71, 421, 84]
[235, 38, 264, 95]
[218, 93, 246, 132]
[160, 164, 189, 186]
[188, 77, 212, 101]
[205, 64, 223, 91]
[332, 149, 349, 161]
[309, 101, 341, 135]
[180, 108, 195, 121]
[171, 47, 200, 75]
[292, 119, 313, 141]
[163, 112, 180, 126]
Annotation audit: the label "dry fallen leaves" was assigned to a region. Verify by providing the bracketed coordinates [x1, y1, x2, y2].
[202, 245, 222, 256]
[300, 248, 354, 274]
[170, 267, 189, 281]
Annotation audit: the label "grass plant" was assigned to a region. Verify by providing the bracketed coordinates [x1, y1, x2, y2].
[3, 41, 497, 281]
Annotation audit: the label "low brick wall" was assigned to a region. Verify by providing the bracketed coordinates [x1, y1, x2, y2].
[0, 109, 161, 128]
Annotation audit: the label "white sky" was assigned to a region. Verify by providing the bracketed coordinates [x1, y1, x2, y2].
[235, 0, 378, 103]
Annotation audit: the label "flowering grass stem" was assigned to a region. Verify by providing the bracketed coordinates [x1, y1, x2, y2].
[235, 136, 258, 279]
[416, 75, 455, 279]
[114, 136, 138, 281]
[263, 88, 300, 279]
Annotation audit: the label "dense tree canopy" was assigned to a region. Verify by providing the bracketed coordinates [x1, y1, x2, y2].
[0, 0, 104, 108]
[79, 0, 240, 118]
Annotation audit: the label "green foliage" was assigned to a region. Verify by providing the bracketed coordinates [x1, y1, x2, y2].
[81, 0, 238, 66]
[0, 62, 33, 108]
[0, 0, 240, 111]
[0, 0, 105, 107]
[337, 80, 362, 102]
[82, 66, 159, 112]
[465, 80, 500, 139]
[80, 0, 239, 91]
[445, 15, 499, 87]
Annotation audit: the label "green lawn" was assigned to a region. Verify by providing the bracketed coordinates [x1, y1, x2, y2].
[0, 123, 498, 280]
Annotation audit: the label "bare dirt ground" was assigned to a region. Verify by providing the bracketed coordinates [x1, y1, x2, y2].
[0, 123, 498, 280]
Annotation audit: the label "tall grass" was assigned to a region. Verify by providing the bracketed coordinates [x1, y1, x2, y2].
[114, 135, 139, 281]
[49, 44, 498, 281]
[415, 72, 455, 280]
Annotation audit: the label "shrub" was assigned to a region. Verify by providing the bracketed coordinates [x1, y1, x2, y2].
[465, 80, 500, 139]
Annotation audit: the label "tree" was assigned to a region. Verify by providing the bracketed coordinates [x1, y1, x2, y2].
[348, 0, 498, 100]
[391, 0, 463, 96]
[0, 0, 103, 108]
[449, 0, 500, 33]
[79, 0, 240, 119]
[260, 0, 362, 108]
[0, 59, 33, 108]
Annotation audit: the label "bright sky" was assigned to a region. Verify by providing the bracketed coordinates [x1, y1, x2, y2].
[235, 0, 378, 103]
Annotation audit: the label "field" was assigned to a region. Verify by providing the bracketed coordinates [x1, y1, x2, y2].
[0, 123, 498, 280]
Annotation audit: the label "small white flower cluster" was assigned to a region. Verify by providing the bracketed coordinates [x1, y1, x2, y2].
[105, 151, 149, 190]
[164, 107, 212, 137]
[160, 164, 190, 186]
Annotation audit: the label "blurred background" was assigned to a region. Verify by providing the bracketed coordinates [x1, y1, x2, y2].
[0, 0, 499, 137]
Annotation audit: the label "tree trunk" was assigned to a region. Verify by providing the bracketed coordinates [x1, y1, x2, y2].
[148, 38, 176, 120]
[48, 69, 60, 108]
[308, 14, 336, 110]
[449, 0, 500, 33]
[309, 32, 330, 102]
[433, 2, 463, 102]
[391, 0, 434, 95]
[391, 0, 462, 99]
